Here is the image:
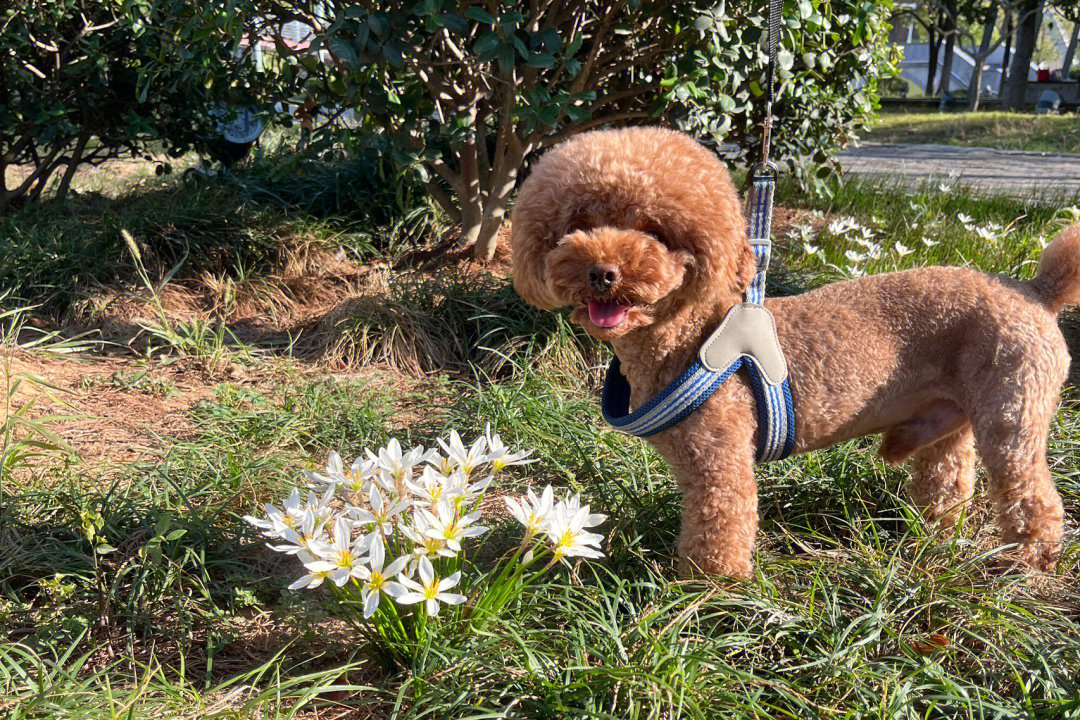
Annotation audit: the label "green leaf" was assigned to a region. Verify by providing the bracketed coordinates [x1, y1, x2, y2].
[527, 52, 555, 69]
[327, 36, 360, 70]
[464, 6, 495, 24]
[535, 28, 562, 53]
[497, 43, 516, 74]
[442, 12, 469, 34]
[368, 14, 389, 39]
[499, 11, 524, 32]
[473, 32, 499, 58]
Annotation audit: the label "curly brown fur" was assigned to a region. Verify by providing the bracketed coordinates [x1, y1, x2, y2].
[512, 126, 1079, 578]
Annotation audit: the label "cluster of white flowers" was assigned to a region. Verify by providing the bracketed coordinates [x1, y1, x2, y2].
[816, 215, 884, 278]
[245, 429, 606, 620]
[793, 205, 959, 278]
[505, 485, 606, 562]
[957, 212, 1006, 242]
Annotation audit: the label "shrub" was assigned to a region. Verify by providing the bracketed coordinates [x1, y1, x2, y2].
[234, 0, 899, 259]
[0, 1, 264, 213]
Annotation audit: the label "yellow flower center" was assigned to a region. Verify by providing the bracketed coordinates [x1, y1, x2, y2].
[423, 537, 444, 553]
[422, 579, 440, 600]
[336, 550, 354, 568]
[368, 571, 385, 591]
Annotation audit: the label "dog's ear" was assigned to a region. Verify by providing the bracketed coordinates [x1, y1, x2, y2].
[510, 219, 561, 310]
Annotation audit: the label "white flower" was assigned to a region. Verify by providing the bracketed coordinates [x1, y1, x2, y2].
[938, 182, 953, 192]
[844, 250, 865, 263]
[826, 217, 859, 236]
[894, 241, 913, 257]
[853, 227, 876, 247]
[484, 425, 535, 472]
[421, 499, 488, 552]
[368, 439, 431, 496]
[1059, 206, 1080, 223]
[267, 507, 329, 556]
[305, 450, 345, 490]
[358, 534, 408, 618]
[973, 225, 998, 241]
[400, 509, 456, 573]
[544, 496, 606, 562]
[957, 212, 974, 227]
[920, 237, 939, 247]
[351, 485, 409, 536]
[288, 551, 332, 590]
[559, 493, 607, 529]
[505, 485, 555, 538]
[443, 469, 493, 511]
[847, 265, 866, 279]
[406, 465, 463, 508]
[339, 456, 376, 495]
[802, 241, 819, 255]
[307, 516, 371, 587]
[394, 556, 466, 617]
[243, 488, 304, 538]
[437, 430, 488, 477]
[304, 486, 337, 529]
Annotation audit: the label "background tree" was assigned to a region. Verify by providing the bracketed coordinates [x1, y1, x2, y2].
[1003, 0, 1042, 108]
[0, 0, 264, 214]
[1056, 1, 1080, 74]
[239, 0, 898, 261]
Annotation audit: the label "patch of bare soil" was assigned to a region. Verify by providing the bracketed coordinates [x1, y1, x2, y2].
[3, 349, 213, 470]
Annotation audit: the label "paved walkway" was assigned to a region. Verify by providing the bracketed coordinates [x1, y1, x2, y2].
[836, 143, 1080, 201]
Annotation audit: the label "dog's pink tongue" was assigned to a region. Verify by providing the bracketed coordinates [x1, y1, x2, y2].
[588, 300, 629, 328]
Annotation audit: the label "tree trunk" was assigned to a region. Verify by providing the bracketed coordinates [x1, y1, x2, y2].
[968, 10, 999, 110]
[938, 29, 956, 95]
[1064, 21, 1079, 77]
[55, 130, 91, 202]
[1000, 9, 1014, 96]
[472, 150, 523, 261]
[969, 59, 986, 110]
[926, 26, 940, 96]
[1004, 1, 1043, 109]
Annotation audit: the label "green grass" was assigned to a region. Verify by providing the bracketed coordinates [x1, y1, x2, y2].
[3, 171, 1080, 717]
[0, 147, 444, 315]
[865, 109, 1080, 154]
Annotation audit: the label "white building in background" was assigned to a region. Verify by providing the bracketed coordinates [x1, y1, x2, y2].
[895, 42, 1035, 97]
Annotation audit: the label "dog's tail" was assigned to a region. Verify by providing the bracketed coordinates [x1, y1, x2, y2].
[1031, 223, 1080, 314]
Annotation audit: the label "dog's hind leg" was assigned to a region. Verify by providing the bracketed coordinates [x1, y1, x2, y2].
[971, 404, 1064, 572]
[966, 340, 1067, 572]
[907, 427, 976, 526]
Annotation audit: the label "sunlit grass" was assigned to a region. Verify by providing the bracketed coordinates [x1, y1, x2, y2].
[2, 175, 1079, 717]
[866, 109, 1080, 154]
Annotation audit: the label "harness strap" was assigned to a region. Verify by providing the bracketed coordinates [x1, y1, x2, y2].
[598, 0, 796, 463]
[745, 169, 795, 462]
[745, 174, 775, 305]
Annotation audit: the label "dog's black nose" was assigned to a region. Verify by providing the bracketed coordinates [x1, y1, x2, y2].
[588, 264, 619, 292]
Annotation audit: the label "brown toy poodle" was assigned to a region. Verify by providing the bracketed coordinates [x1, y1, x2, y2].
[511, 126, 1080, 578]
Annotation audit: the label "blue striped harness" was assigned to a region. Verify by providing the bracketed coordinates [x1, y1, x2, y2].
[599, 174, 796, 463]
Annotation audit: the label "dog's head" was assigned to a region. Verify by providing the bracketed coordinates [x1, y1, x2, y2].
[511, 127, 753, 341]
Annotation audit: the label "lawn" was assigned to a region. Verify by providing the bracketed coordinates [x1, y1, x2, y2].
[866, 109, 1080, 154]
[2, 149, 1080, 719]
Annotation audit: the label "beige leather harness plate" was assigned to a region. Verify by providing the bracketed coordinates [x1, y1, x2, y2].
[699, 302, 788, 386]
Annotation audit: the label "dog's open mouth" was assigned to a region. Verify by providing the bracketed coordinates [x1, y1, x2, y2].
[587, 300, 631, 328]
